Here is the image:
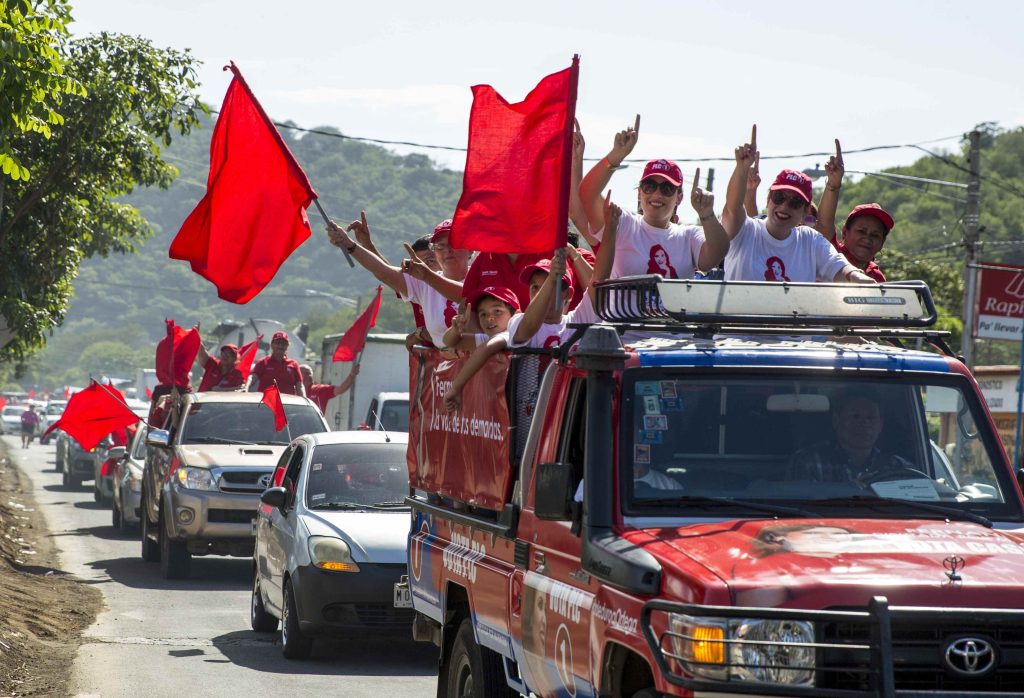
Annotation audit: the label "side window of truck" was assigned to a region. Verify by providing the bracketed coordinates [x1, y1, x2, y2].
[555, 378, 587, 491]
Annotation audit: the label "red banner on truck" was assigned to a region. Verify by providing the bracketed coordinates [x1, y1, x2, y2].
[408, 350, 512, 511]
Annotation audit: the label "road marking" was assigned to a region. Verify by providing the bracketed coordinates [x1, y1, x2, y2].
[84, 636, 277, 647]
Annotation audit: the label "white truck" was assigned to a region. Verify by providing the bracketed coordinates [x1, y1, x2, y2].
[318, 333, 410, 431]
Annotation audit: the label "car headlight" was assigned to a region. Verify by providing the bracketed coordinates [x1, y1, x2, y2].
[175, 467, 215, 491]
[308, 536, 360, 573]
[668, 614, 815, 686]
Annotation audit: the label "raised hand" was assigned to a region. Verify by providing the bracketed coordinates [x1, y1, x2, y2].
[608, 114, 640, 166]
[603, 190, 622, 234]
[690, 167, 715, 218]
[325, 220, 354, 250]
[349, 211, 372, 248]
[824, 139, 844, 189]
[735, 124, 758, 170]
[549, 253, 567, 279]
[746, 152, 761, 191]
[400, 242, 430, 280]
[572, 119, 585, 163]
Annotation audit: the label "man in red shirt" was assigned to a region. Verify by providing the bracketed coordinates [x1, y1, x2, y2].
[299, 364, 359, 414]
[249, 332, 305, 396]
[195, 343, 244, 392]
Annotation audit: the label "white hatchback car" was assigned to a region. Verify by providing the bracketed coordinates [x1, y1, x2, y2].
[251, 430, 412, 659]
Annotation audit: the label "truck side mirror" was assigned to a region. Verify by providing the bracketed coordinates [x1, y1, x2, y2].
[535, 462, 574, 521]
[106, 446, 127, 461]
[260, 486, 288, 509]
[146, 429, 170, 448]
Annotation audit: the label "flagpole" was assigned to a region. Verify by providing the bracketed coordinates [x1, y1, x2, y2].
[312, 199, 355, 268]
[1013, 325, 1024, 470]
[273, 379, 293, 443]
[348, 352, 362, 430]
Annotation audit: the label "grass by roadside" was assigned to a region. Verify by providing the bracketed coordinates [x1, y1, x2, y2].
[0, 441, 103, 697]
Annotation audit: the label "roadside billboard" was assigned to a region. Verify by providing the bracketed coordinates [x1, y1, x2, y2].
[975, 262, 1024, 340]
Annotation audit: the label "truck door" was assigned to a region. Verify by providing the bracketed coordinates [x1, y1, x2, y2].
[522, 376, 596, 698]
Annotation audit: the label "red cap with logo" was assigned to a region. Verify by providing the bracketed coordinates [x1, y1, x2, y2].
[431, 219, 453, 243]
[641, 159, 683, 187]
[846, 203, 895, 233]
[271, 331, 289, 342]
[220, 344, 239, 355]
[518, 259, 571, 288]
[468, 286, 521, 313]
[769, 169, 813, 204]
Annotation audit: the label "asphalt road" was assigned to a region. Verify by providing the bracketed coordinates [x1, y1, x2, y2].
[2, 436, 438, 698]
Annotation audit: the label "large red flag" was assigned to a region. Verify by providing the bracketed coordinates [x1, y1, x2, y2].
[451, 57, 579, 255]
[236, 335, 263, 382]
[43, 382, 140, 451]
[155, 320, 201, 387]
[333, 286, 383, 362]
[169, 63, 317, 304]
[261, 384, 288, 432]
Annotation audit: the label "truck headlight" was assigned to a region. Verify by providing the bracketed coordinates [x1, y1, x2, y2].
[668, 614, 815, 686]
[175, 467, 215, 491]
[308, 536, 359, 573]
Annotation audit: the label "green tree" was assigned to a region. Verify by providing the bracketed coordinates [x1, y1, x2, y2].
[0, 32, 205, 363]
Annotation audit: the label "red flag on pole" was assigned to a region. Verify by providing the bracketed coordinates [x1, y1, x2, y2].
[451, 57, 579, 255]
[169, 62, 317, 304]
[333, 286, 383, 362]
[261, 383, 288, 431]
[155, 320, 201, 387]
[43, 382, 140, 451]
[236, 335, 263, 382]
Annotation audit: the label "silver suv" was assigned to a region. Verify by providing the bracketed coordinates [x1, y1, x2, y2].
[142, 391, 328, 579]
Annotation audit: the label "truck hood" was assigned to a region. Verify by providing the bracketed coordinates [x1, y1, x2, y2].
[174, 443, 284, 468]
[641, 519, 1024, 608]
[302, 510, 409, 564]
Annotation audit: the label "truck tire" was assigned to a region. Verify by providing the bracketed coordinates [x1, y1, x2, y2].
[140, 495, 161, 562]
[159, 508, 191, 579]
[251, 573, 279, 633]
[444, 618, 515, 698]
[281, 579, 312, 659]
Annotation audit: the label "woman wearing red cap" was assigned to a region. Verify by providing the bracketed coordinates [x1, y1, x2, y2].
[578, 115, 729, 280]
[195, 343, 244, 392]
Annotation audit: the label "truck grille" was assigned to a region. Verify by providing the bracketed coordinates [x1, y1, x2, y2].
[207, 509, 256, 524]
[217, 469, 273, 494]
[321, 603, 414, 630]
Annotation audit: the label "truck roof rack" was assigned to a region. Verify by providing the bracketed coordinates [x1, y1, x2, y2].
[593, 276, 938, 329]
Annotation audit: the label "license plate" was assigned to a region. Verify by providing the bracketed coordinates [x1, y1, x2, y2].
[393, 583, 412, 608]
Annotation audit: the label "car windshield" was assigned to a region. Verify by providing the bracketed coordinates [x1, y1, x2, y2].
[3, 406, 26, 417]
[180, 402, 326, 445]
[621, 372, 1019, 520]
[368, 400, 409, 432]
[46, 403, 65, 415]
[304, 442, 409, 508]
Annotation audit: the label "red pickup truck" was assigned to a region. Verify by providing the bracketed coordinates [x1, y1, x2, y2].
[399, 278, 1024, 698]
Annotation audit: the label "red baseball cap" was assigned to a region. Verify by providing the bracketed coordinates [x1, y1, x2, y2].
[468, 286, 521, 313]
[431, 218, 453, 243]
[641, 159, 683, 188]
[769, 169, 813, 204]
[846, 203, 895, 233]
[220, 344, 239, 355]
[518, 259, 571, 288]
[271, 331, 289, 342]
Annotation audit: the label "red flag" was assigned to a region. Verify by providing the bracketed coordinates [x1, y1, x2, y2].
[144, 386, 153, 400]
[27, 389, 35, 399]
[63, 386, 71, 399]
[236, 335, 263, 382]
[451, 57, 579, 255]
[169, 63, 317, 304]
[43, 382, 140, 451]
[106, 381, 125, 400]
[155, 320, 201, 387]
[333, 287, 383, 362]
[0, 396, 6, 411]
[261, 384, 288, 432]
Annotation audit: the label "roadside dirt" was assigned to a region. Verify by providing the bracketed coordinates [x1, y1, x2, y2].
[0, 445, 103, 697]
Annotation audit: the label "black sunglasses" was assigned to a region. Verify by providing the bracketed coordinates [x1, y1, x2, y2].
[639, 179, 680, 197]
[770, 191, 808, 210]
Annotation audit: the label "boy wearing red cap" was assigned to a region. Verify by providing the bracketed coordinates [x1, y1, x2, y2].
[195, 343, 244, 392]
[249, 331, 305, 396]
[721, 126, 873, 283]
[578, 115, 728, 279]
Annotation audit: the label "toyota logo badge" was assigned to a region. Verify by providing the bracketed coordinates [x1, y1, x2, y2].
[944, 636, 996, 676]
[258, 474, 273, 488]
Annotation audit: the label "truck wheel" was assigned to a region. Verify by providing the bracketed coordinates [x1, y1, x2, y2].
[444, 618, 515, 698]
[281, 579, 312, 659]
[159, 509, 191, 579]
[140, 497, 161, 562]
[250, 573, 279, 633]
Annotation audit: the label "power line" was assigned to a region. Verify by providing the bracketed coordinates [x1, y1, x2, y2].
[912, 144, 1024, 201]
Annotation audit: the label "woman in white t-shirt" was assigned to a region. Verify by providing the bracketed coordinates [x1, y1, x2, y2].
[578, 115, 729, 279]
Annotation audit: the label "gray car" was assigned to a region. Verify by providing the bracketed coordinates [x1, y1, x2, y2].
[111, 424, 148, 534]
[252, 431, 413, 659]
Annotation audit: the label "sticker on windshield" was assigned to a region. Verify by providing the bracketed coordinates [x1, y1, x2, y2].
[312, 463, 322, 471]
[635, 381, 660, 396]
[660, 381, 677, 398]
[870, 480, 940, 501]
[643, 395, 661, 415]
[634, 444, 651, 464]
[311, 493, 326, 501]
[643, 414, 668, 431]
[660, 397, 682, 411]
[637, 430, 663, 445]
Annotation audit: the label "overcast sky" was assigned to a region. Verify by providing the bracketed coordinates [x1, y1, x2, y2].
[70, 0, 1024, 222]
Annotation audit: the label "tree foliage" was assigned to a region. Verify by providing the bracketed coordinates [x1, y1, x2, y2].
[0, 31, 205, 363]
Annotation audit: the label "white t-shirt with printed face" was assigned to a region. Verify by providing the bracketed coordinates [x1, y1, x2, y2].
[724, 217, 849, 282]
[592, 210, 706, 279]
[401, 274, 459, 344]
[506, 295, 599, 349]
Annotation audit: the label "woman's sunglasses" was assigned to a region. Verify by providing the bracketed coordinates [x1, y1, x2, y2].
[639, 179, 680, 197]
[770, 191, 808, 210]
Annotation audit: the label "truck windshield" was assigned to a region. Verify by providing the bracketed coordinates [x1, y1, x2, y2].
[180, 402, 326, 445]
[304, 442, 409, 508]
[621, 373, 1019, 520]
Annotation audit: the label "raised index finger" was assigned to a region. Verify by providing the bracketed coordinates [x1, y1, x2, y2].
[751, 124, 757, 149]
[633, 114, 641, 133]
[692, 167, 701, 193]
[402, 242, 417, 259]
[834, 138, 843, 161]
[360, 210, 368, 227]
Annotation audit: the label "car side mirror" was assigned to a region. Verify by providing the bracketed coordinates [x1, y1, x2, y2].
[146, 429, 170, 448]
[106, 446, 126, 460]
[535, 462, 574, 521]
[260, 487, 288, 509]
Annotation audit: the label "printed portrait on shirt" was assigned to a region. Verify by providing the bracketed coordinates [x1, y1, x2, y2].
[764, 256, 790, 282]
[646, 244, 678, 279]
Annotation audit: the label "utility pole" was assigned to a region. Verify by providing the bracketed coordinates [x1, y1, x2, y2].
[961, 130, 982, 368]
